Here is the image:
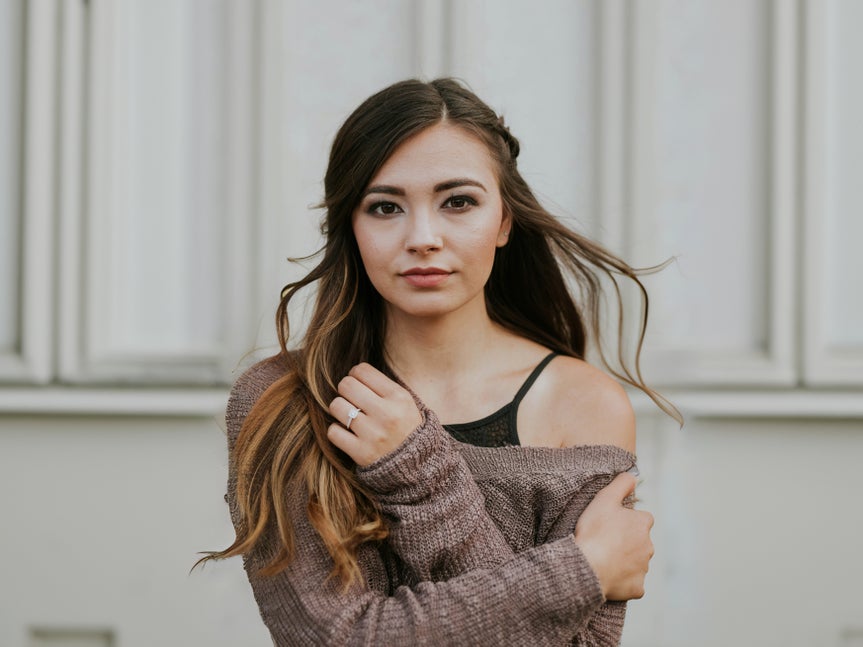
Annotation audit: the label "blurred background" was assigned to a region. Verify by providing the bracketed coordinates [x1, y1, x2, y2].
[1, 1, 861, 646]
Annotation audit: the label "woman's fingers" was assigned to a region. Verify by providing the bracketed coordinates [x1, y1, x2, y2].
[327, 423, 371, 466]
[337, 375, 381, 417]
[347, 362, 400, 397]
[337, 363, 411, 414]
[596, 471, 637, 505]
[336, 364, 421, 431]
[328, 396, 366, 432]
[327, 363, 423, 466]
[574, 470, 655, 601]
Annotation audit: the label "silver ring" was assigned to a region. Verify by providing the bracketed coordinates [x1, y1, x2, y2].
[345, 406, 362, 430]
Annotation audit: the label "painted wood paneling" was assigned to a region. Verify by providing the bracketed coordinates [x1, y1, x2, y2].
[803, 0, 863, 384]
[0, 0, 25, 359]
[629, 0, 797, 385]
[58, 0, 258, 383]
[0, 0, 57, 384]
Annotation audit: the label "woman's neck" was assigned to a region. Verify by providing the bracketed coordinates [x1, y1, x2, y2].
[381, 300, 552, 423]
[383, 303, 508, 385]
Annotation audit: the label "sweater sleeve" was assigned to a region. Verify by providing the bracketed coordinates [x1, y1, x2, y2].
[242, 512, 605, 647]
[543, 472, 635, 647]
[354, 405, 517, 581]
[570, 601, 627, 646]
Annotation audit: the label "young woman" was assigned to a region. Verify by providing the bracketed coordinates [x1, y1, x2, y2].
[203, 78, 679, 645]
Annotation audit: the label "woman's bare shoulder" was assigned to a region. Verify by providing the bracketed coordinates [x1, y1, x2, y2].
[520, 355, 636, 452]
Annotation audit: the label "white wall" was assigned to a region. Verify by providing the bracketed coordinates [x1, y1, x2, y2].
[629, 413, 863, 646]
[0, 415, 270, 647]
[1, 1, 862, 646]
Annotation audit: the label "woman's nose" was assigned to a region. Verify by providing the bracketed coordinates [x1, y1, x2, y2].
[405, 211, 442, 254]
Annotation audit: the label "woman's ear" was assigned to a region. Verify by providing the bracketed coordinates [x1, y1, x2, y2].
[496, 209, 512, 247]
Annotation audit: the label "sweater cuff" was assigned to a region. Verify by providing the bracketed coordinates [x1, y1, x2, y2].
[355, 406, 450, 497]
[545, 536, 606, 611]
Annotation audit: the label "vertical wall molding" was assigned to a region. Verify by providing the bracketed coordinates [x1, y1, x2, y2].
[595, 0, 631, 249]
[765, 0, 800, 384]
[0, 0, 58, 384]
[413, 0, 451, 78]
[588, 0, 643, 376]
[57, 0, 86, 383]
[0, 0, 24, 373]
[219, 0, 262, 377]
[22, 0, 59, 383]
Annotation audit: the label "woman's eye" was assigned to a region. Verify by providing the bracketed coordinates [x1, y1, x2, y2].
[443, 195, 477, 210]
[367, 201, 402, 216]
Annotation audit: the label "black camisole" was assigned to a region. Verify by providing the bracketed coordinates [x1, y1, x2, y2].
[442, 352, 559, 448]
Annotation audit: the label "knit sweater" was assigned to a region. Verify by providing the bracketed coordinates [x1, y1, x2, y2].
[225, 356, 638, 646]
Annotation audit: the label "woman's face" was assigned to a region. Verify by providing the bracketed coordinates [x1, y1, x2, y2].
[352, 122, 510, 322]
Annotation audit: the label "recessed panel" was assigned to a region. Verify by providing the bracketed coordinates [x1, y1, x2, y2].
[634, 0, 771, 357]
[824, 0, 863, 350]
[88, 0, 228, 359]
[0, 0, 24, 355]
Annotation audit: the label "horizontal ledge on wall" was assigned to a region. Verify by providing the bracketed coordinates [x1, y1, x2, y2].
[0, 387, 230, 417]
[2, 387, 861, 420]
[630, 389, 863, 420]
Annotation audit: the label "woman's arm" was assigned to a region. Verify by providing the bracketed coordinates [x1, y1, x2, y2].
[237, 497, 605, 646]
[537, 359, 647, 646]
[327, 363, 520, 580]
[542, 471, 639, 647]
[353, 404, 517, 580]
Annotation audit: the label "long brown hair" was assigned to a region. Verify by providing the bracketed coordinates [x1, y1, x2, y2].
[201, 78, 680, 586]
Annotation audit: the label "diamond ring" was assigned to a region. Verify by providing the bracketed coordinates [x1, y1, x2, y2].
[346, 406, 362, 430]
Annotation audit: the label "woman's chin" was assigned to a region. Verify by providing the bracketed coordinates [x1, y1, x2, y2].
[383, 299, 469, 321]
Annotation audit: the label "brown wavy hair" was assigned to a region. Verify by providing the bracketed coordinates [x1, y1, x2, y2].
[199, 78, 681, 587]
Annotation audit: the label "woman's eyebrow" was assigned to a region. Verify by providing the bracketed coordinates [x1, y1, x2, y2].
[434, 178, 487, 193]
[363, 185, 405, 197]
[363, 178, 487, 198]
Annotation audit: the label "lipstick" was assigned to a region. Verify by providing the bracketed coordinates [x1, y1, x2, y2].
[400, 267, 451, 288]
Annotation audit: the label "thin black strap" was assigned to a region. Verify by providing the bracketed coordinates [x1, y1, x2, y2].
[506, 352, 559, 445]
[512, 352, 559, 406]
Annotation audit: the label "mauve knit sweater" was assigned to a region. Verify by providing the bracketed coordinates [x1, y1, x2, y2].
[225, 357, 638, 646]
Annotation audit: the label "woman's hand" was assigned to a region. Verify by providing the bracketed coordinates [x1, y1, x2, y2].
[327, 363, 423, 467]
[573, 472, 654, 601]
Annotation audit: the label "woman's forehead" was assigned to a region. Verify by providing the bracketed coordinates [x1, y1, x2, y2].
[368, 123, 499, 190]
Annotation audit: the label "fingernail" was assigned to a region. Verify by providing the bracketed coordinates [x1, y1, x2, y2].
[627, 465, 640, 477]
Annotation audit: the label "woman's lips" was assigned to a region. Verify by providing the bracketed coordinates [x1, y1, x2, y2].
[400, 268, 451, 288]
